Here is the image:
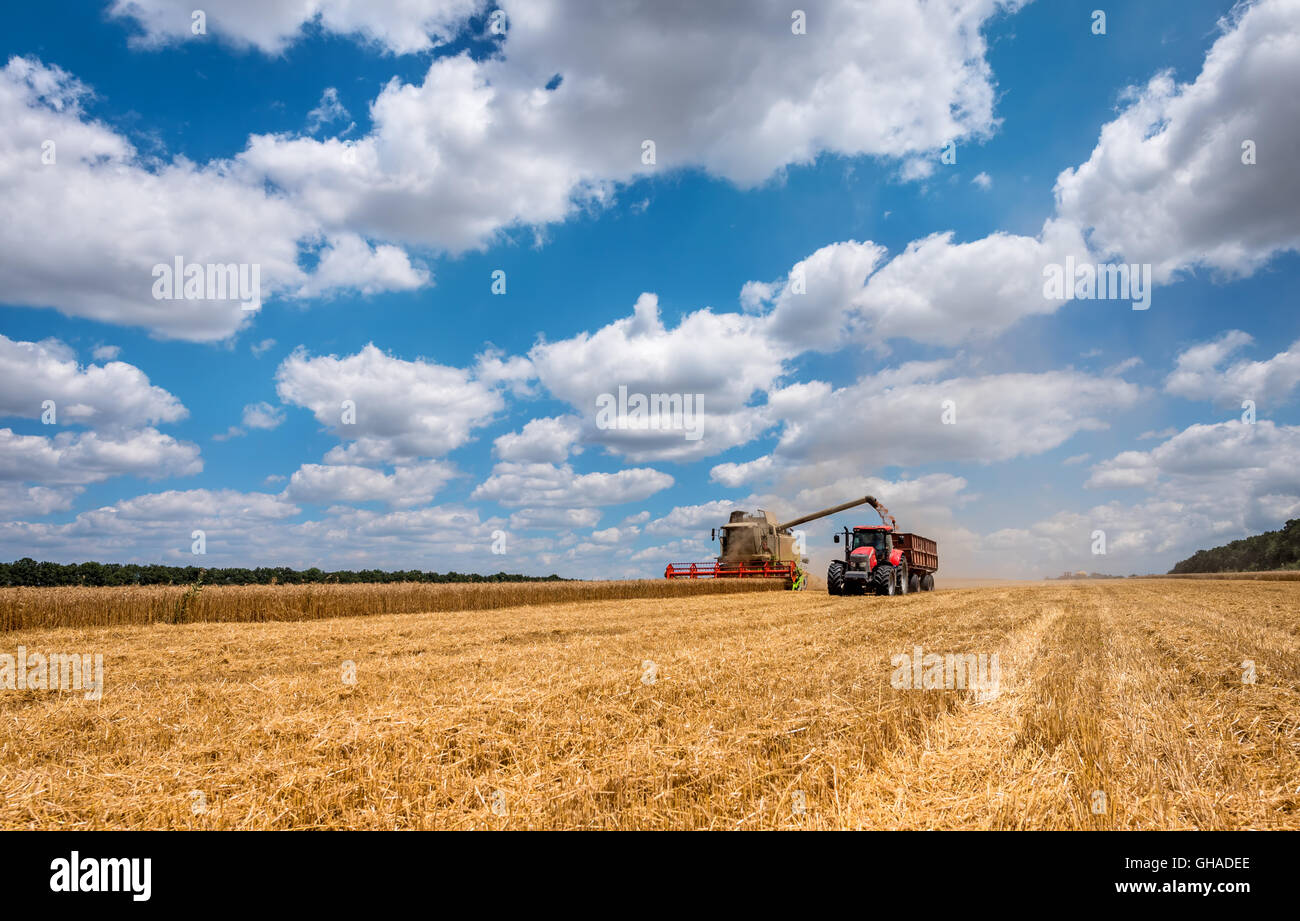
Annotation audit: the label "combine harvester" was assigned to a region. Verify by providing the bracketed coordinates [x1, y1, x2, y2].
[665, 495, 936, 593]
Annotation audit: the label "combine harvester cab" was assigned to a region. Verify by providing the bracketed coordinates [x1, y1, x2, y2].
[828, 515, 939, 597]
[664, 496, 882, 590]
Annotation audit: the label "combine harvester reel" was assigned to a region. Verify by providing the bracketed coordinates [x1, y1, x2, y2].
[665, 496, 883, 591]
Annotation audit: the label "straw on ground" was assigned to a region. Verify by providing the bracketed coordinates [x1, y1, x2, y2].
[1, 579, 1296, 829]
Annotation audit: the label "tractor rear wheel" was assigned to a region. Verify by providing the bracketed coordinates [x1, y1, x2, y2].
[827, 560, 845, 596]
[873, 563, 896, 596]
[921, 573, 935, 591]
[898, 563, 910, 594]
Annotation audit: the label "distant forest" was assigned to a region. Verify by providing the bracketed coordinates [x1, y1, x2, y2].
[1170, 519, 1300, 573]
[0, 559, 569, 587]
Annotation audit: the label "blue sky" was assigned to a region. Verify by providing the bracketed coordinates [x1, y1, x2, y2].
[1, 0, 1298, 578]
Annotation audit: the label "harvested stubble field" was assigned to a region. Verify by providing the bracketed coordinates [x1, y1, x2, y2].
[1156, 571, 1300, 581]
[1, 579, 1297, 830]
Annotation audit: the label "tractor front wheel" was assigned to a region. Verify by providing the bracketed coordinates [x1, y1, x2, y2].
[827, 561, 845, 596]
[873, 564, 896, 596]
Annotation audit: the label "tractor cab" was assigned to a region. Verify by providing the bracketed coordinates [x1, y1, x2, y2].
[833, 525, 893, 551]
[850, 527, 892, 554]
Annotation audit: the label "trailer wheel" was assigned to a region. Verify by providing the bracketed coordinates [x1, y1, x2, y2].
[921, 573, 935, 591]
[909, 573, 921, 594]
[873, 564, 896, 596]
[827, 560, 845, 596]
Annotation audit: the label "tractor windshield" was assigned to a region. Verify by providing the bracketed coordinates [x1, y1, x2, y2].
[852, 530, 887, 553]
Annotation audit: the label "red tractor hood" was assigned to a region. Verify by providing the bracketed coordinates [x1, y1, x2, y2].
[849, 546, 903, 567]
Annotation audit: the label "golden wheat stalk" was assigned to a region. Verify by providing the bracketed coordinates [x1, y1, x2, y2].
[0, 579, 784, 632]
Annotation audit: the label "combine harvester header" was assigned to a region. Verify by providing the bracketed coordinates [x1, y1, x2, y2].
[665, 495, 895, 590]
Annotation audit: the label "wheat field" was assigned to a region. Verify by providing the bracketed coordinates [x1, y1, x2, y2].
[0, 578, 782, 632]
[2, 579, 1297, 829]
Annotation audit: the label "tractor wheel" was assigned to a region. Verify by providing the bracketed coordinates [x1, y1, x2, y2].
[898, 564, 910, 594]
[827, 561, 845, 596]
[921, 573, 935, 591]
[873, 564, 896, 596]
[909, 573, 922, 594]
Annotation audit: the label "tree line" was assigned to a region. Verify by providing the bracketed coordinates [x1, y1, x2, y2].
[1170, 519, 1300, 573]
[0, 559, 569, 587]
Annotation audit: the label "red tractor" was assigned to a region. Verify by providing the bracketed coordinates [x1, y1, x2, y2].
[828, 519, 938, 596]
